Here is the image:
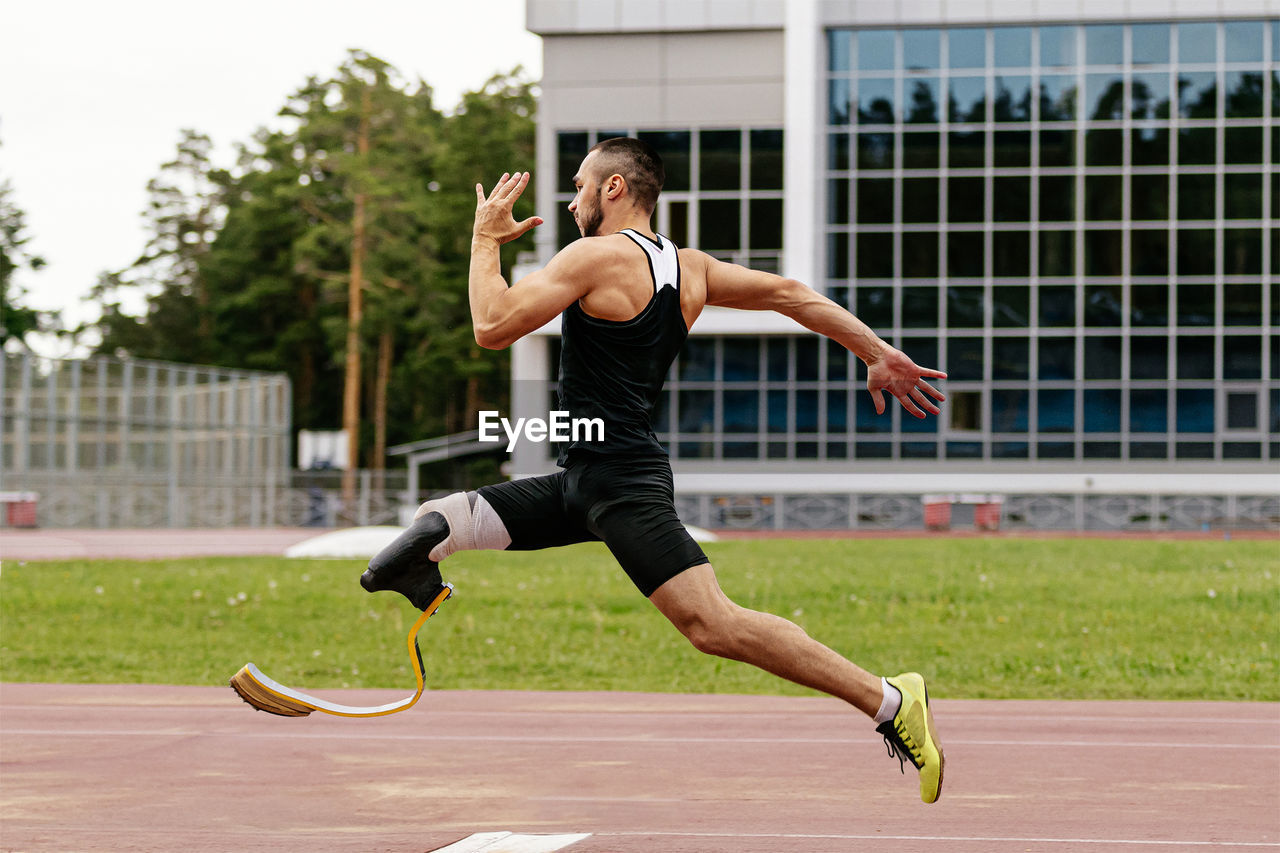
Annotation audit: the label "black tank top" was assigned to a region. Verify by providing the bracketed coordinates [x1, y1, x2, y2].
[556, 230, 688, 462]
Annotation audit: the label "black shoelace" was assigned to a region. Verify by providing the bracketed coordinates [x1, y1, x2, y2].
[877, 720, 919, 774]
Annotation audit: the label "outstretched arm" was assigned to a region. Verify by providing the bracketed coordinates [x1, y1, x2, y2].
[698, 253, 946, 418]
[469, 172, 588, 349]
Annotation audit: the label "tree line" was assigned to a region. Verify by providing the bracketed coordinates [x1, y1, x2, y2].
[4, 51, 539, 492]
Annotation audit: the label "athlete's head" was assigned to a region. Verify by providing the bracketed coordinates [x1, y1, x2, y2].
[569, 137, 665, 237]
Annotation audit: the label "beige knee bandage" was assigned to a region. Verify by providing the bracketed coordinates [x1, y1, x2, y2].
[413, 492, 510, 561]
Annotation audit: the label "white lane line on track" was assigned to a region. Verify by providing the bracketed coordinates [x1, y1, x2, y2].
[431, 832, 591, 853]
[595, 831, 1280, 848]
[2, 706, 1276, 727]
[4, 728, 1277, 749]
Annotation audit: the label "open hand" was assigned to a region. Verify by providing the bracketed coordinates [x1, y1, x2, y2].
[473, 172, 543, 245]
[867, 346, 947, 418]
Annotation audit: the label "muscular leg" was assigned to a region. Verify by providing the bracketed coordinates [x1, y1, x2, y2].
[648, 562, 884, 717]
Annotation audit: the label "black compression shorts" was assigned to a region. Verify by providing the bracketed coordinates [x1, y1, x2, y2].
[476, 453, 708, 597]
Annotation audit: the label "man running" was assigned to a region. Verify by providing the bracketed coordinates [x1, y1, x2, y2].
[362, 137, 946, 803]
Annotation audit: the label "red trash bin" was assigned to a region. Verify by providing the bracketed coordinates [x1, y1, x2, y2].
[5, 493, 38, 528]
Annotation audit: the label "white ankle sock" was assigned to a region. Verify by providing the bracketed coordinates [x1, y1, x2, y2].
[873, 677, 902, 725]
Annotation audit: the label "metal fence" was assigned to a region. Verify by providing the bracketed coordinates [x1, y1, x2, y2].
[1, 352, 295, 528]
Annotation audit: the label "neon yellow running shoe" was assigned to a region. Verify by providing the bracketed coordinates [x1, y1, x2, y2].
[877, 672, 945, 803]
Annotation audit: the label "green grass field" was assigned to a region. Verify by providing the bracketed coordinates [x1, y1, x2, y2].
[1, 539, 1276, 701]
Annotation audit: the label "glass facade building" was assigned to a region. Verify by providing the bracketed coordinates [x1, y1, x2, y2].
[523, 2, 1278, 529]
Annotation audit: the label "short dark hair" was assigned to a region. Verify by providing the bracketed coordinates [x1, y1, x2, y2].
[587, 137, 664, 214]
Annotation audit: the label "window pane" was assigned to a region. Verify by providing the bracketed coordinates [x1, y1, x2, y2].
[749, 129, 784, 190]
[1040, 26, 1077, 68]
[1224, 229, 1262, 275]
[1130, 335, 1168, 379]
[1223, 172, 1264, 217]
[1177, 173, 1215, 221]
[993, 338, 1029, 379]
[949, 130, 986, 167]
[699, 130, 741, 191]
[1085, 24, 1123, 65]
[1178, 127, 1216, 165]
[904, 29, 941, 70]
[1039, 76, 1078, 122]
[767, 389, 788, 432]
[1131, 285, 1169, 326]
[1224, 335, 1262, 379]
[1131, 174, 1169, 221]
[827, 233, 849, 279]
[699, 199, 740, 251]
[1039, 175, 1076, 221]
[994, 77, 1032, 121]
[1130, 389, 1168, 432]
[902, 232, 939, 278]
[993, 286, 1030, 327]
[1224, 21, 1263, 62]
[993, 231, 1030, 277]
[1085, 232, 1123, 278]
[902, 178, 940, 223]
[1085, 75, 1124, 120]
[558, 132, 588, 189]
[947, 231, 984, 278]
[1176, 388, 1215, 433]
[857, 132, 894, 169]
[1132, 126, 1170, 165]
[993, 177, 1030, 222]
[1084, 336, 1122, 379]
[1177, 335, 1215, 379]
[1039, 389, 1075, 432]
[1177, 230, 1215, 276]
[856, 233, 893, 278]
[948, 337, 984, 380]
[902, 287, 939, 328]
[857, 178, 894, 223]
[949, 76, 987, 122]
[1130, 72, 1170, 120]
[1084, 389, 1121, 432]
[1085, 127, 1123, 165]
[1131, 229, 1169, 276]
[1038, 337, 1076, 380]
[1224, 127, 1263, 164]
[991, 389, 1029, 432]
[829, 79, 853, 125]
[859, 78, 896, 124]
[1226, 392, 1258, 429]
[904, 79, 942, 123]
[723, 390, 759, 433]
[1131, 23, 1171, 65]
[1039, 230, 1075, 276]
[767, 339, 789, 380]
[1178, 73, 1218, 119]
[828, 179, 850, 225]
[1085, 174, 1123, 221]
[947, 286, 985, 328]
[829, 131, 851, 170]
[995, 27, 1031, 67]
[1086, 284, 1123, 326]
[1223, 284, 1261, 326]
[1039, 285, 1076, 326]
[1178, 22, 1217, 64]
[1039, 127, 1076, 165]
[639, 130, 691, 190]
[949, 28, 986, 69]
[830, 31, 853, 72]
[827, 389, 849, 432]
[993, 129, 1031, 167]
[858, 29, 896, 70]
[948, 177, 985, 222]
[902, 131, 940, 168]
[750, 199, 783, 250]
[855, 286, 893, 327]
[723, 338, 760, 381]
[1225, 71, 1265, 119]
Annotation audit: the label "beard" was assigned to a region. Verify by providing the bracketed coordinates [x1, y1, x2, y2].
[577, 186, 604, 237]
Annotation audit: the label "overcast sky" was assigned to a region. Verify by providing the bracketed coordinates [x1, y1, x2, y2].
[1, 0, 542, 357]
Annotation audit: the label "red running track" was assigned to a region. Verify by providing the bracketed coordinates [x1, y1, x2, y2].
[1, 683, 1276, 852]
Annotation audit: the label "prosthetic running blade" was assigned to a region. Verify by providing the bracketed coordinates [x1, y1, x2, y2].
[229, 583, 452, 718]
